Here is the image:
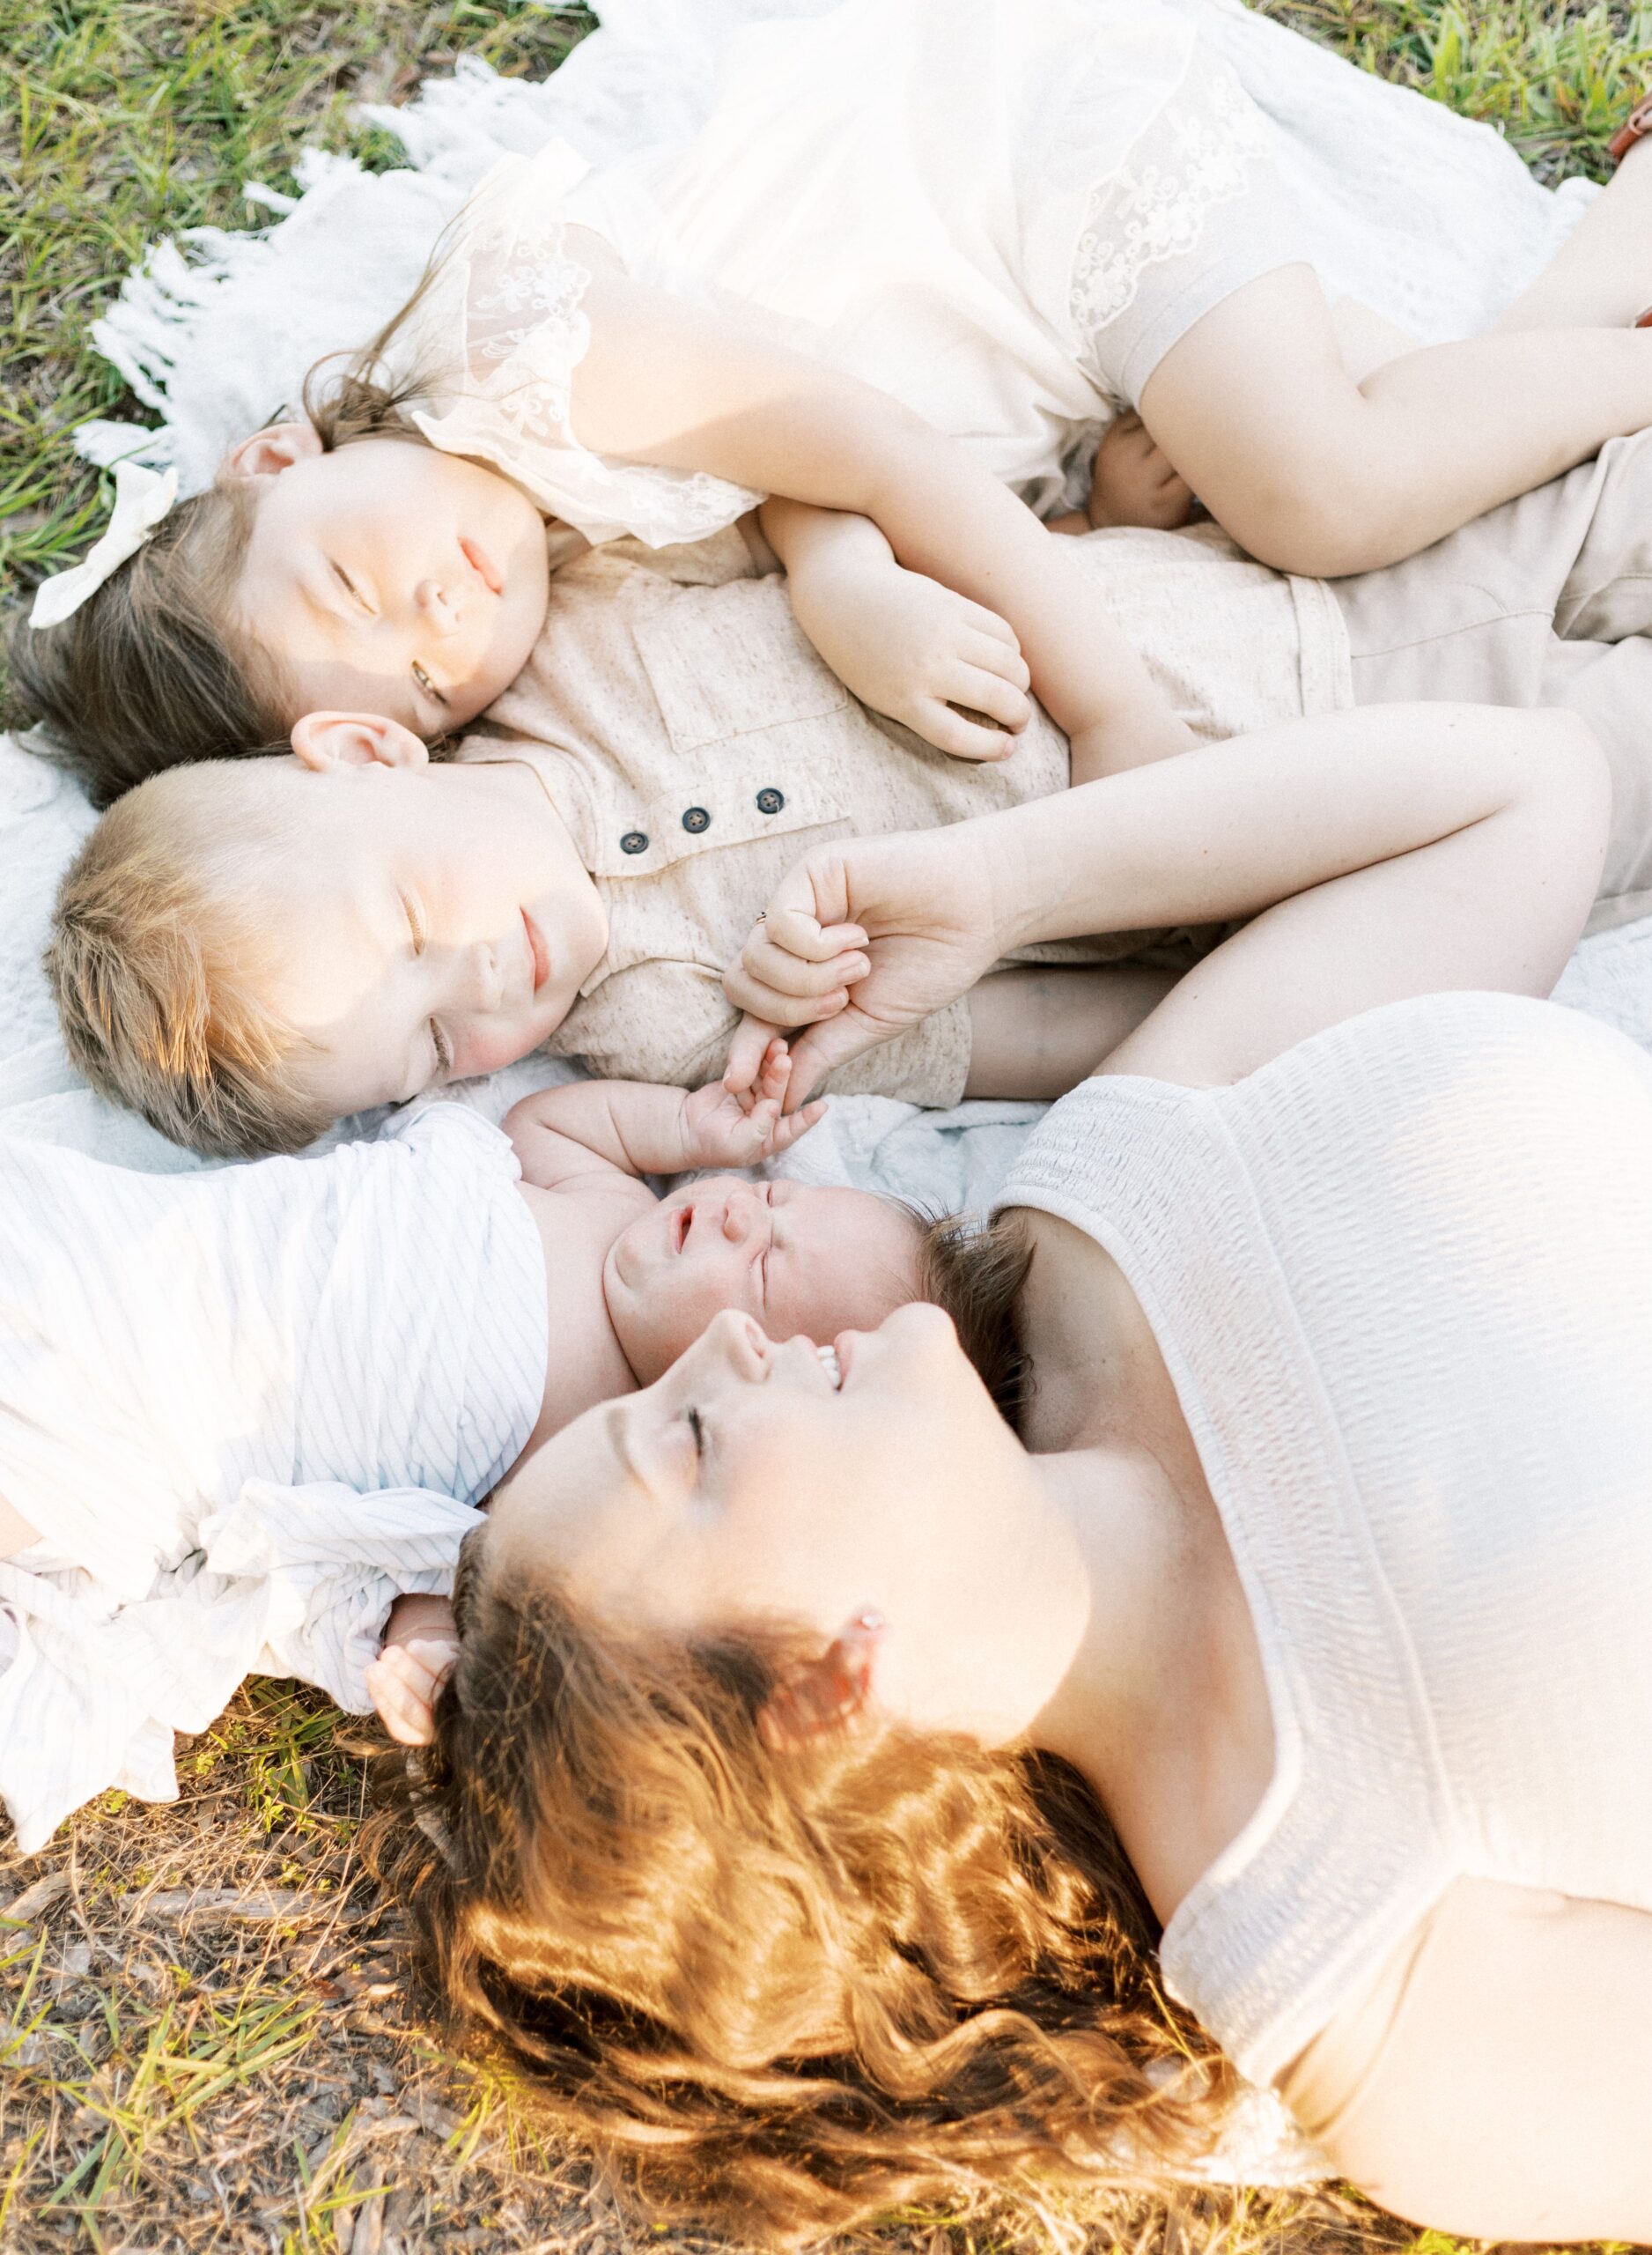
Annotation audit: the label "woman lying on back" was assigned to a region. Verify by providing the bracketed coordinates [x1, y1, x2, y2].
[374, 698, 1652, 2244]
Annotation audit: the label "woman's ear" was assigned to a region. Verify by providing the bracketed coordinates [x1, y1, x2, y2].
[291, 711, 431, 773]
[758, 1610, 884, 1754]
[220, 420, 324, 483]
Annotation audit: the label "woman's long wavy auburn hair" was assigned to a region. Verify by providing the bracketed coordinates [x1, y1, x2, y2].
[364, 1219, 1234, 2246]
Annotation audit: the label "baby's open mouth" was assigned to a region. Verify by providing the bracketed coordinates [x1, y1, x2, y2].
[671, 1202, 692, 1253]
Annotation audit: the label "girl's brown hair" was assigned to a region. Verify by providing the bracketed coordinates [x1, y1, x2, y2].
[8, 366, 425, 808]
[365, 1212, 1230, 2245]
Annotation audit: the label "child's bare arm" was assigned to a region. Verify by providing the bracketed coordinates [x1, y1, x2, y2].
[962, 962, 1180, 1099]
[757, 499, 1032, 762]
[570, 270, 1194, 774]
[506, 1050, 825, 1193]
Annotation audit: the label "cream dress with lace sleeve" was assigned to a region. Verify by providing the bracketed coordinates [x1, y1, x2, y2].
[386, 0, 1319, 538]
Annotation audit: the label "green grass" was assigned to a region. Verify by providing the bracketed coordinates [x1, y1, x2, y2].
[2, 0, 1650, 2247]
[1, 1, 594, 607]
[1259, 0, 1652, 179]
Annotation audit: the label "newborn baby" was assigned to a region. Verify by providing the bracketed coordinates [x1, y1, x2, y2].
[367, 1043, 931, 1741]
[493, 1040, 924, 1442]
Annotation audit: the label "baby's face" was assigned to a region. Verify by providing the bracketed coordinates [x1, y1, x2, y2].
[604, 1176, 925, 1383]
[233, 438, 550, 733]
[254, 758, 608, 1122]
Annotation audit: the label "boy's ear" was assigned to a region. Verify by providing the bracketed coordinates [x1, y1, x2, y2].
[291, 712, 431, 773]
[219, 420, 323, 483]
[757, 1610, 884, 1755]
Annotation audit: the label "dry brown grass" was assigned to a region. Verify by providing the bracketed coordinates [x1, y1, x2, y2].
[0, 1682, 1412, 2251]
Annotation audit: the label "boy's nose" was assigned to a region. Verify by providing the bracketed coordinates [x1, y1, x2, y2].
[414, 578, 462, 636]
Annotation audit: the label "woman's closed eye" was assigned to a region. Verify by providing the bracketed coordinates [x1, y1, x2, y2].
[429, 1020, 454, 1077]
[686, 1407, 706, 1458]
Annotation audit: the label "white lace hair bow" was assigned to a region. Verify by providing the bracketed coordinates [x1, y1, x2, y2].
[29, 460, 180, 630]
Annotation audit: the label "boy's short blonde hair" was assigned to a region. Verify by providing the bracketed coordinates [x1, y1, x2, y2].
[48, 761, 335, 1159]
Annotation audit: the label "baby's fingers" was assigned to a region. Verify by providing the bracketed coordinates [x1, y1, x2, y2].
[756, 1039, 793, 1106]
[761, 1098, 827, 1156]
[723, 1014, 781, 1099]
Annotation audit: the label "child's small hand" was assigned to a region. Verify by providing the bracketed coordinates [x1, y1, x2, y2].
[683, 1045, 826, 1165]
[364, 1635, 456, 1748]
[791, 553, 1033, 762]
[1088, 411, 1196, 532]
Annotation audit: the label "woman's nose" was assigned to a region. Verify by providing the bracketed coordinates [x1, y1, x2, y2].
[701, 1307, 771, 1379]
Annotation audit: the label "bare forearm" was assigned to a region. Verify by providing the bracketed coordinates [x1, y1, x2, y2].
[963, 963, 1179, 1098]
[975, 706, 1597, 955]
[573, 277, 1187, 765]
[855, 422, 1189, 762]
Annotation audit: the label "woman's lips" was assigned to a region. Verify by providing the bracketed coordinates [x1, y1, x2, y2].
[521, 907, 551, 993]
[459, 536, 503, 595]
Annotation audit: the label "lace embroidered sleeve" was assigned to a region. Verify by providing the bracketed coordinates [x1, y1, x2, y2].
[1062, 46, 1311, 411]
[394, 145, 760, 548]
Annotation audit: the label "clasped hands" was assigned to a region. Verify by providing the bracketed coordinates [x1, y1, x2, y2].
[722, 822, 1003, 1106]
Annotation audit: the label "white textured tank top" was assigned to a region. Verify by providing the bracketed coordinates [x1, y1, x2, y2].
[997, 992, 1652, 2088]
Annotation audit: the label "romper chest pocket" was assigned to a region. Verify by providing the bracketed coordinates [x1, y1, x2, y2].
[596, 588, 863, 877]
[633, 580, 851, 749]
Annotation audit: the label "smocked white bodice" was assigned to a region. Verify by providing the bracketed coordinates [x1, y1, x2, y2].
[999, 992, 1652, 2084]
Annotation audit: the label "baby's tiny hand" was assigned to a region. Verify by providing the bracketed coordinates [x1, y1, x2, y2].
[685, 1050, 825, 1164]
[365, 1636, 456, 1749]
[1088, 411, 1196, 532]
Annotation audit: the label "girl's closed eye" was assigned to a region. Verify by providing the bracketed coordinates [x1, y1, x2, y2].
[332, 562, 372, 614]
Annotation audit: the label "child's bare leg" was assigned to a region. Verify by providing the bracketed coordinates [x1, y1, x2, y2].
[963, 961, 1180, 1098]
[1139, 262, 1652, 577]
[1493, 139, 1652, 334]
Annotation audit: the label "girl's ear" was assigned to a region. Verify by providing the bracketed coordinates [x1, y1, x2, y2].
[220, 421, 323, 483]
[291, 711, 431, 772]
[757, 1610, 884, 1754]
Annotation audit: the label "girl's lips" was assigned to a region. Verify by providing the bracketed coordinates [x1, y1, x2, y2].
[521, 907, 551, 993]
[831, 1331, 856, 1386]
[459, 536, 503, 595]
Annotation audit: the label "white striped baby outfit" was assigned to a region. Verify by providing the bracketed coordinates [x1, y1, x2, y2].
[0, 1102, 547, 1852]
